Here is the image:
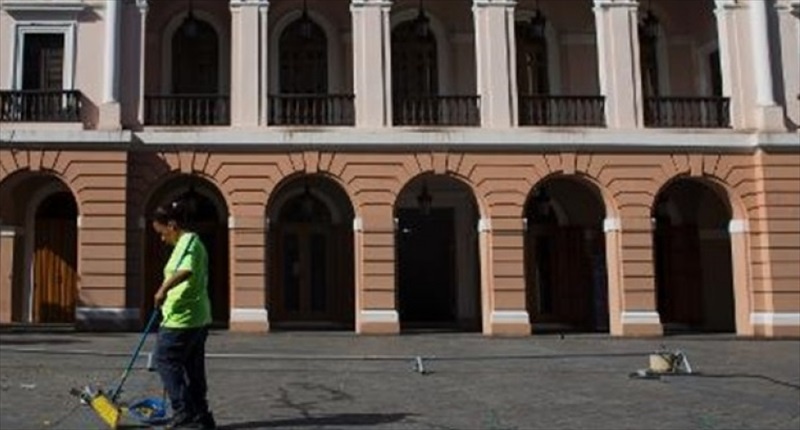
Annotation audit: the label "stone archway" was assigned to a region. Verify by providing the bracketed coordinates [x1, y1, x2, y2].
[653, 178, 735, 333]
[0, 173, 78, 324]
[525, 176, 608, 333]
[395, 174, 482, 332]
[266, 174, 355, 329]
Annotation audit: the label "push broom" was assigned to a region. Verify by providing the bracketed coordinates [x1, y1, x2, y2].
[70, 309, 160, 429]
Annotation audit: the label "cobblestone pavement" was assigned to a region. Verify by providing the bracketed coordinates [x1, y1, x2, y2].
[1, 331, 798, 430]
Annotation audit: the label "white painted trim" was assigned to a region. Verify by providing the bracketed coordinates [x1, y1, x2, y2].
[750, 312, 800, 326]
[477, 218, 492, 233]
[76, 307, 139, 322]
[228, 215, 235, 229]
[621, 311, 661, 325]
[231, 308, 269, 323]
[360, 309, 398, 323]
[353, 217, 364, 232]
[0, 226, 22, 237]
[75, 215, 82, 229]
[490, 310, 529, 324]
[1, 1, 86, 14]
[603, 217, 621, 232]
[126, 129, 800, 149]
[12, 22, 77, 91]
[728, 219, 749, 233]
[0, 129, 132, 143]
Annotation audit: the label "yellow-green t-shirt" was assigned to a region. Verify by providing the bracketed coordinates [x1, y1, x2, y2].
[161, 232, 212, 328]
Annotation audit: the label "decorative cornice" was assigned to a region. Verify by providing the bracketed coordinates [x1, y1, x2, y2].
[0, 0, 87, 15]
[229, 0, 269, 9]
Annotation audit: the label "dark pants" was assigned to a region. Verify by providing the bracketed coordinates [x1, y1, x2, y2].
[156, 326, 210, 418]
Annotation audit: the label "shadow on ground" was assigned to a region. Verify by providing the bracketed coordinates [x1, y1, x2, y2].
[218, 412, 412, 429]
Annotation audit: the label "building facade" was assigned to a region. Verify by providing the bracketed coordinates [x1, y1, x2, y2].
[0, 0, 798, 337]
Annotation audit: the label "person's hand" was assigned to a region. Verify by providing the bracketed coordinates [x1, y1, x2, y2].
[154, 287, 167, 307]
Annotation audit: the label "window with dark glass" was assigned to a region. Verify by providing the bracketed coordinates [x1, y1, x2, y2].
[391, 20, 438, 98]
[515, 21, 549, 96]
[172, 20, 218, 94]
[279, 18, 327, 94]
[639, 14, 660, 97]
[22, 33, 64, 90]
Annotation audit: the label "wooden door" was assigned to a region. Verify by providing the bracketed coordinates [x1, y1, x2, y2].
[656, 225, 703, 326]
[33, 218, 77, 323]
[272, 224, 338, 323]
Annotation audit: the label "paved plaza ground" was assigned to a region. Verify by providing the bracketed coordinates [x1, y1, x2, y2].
[1, 330, 798, 429]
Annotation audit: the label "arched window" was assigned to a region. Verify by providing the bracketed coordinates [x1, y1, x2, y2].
[172, 18, 218, 94]
[391, 20, 438, 98]
[279, 16, 327, 94]
[516, 15, 549, 96]
[639, 11, 660, 97]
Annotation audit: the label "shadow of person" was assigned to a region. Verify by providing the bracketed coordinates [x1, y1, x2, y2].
[218, 412, 412, 429]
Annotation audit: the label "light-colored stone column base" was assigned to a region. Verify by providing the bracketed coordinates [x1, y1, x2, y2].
[357, 310, 399, 334]
[97, 102, 121, 130]
[76, 307, 139, 331]
[229, 308, 269, 333]
[750, 312, 800, 338]
[618, 311, 663, 336]
[489, 311, 530, 336]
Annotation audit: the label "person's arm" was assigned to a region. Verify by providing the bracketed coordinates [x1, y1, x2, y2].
[155, 269, 192, 306]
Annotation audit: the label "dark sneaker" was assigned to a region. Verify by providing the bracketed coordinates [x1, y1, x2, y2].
[193, 412, 216, 430]
[165, 412, 197, 429]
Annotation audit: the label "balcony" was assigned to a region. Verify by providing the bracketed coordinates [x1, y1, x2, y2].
[645, 97, 730, 128]
[144, 94, 230, 126]
[0, 90, 82, 122]
[519, 96, 606, 127]
[393, 96, 481, 127]
[268, 94, 355, 126]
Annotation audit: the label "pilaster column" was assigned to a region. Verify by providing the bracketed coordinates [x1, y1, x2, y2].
[728, 219, 753, 336]
[611, 216, 662, 336]
[593, 0, 643, 129]
[351, 0, 393, 128]
[230, 0, 267, 127]
[473, 0, 516, 128]
[99, 0, 122, 129]
[229, 214, 269, 332]
[483, 217, 530, 335]
[776, 0, 800, 128]
[356, 205, 399, 334]
[136, 0, 148, 126]
[0, 226, 19, 324]
[748, 0, 784, 129]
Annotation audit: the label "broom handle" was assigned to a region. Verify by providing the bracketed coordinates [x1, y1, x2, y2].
[110, 308, 160, 401]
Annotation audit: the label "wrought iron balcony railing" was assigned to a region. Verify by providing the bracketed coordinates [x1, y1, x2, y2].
[644, 96, 730, 128]
[268, 94, 355, 126]
[144, 94, 230, 126]
[393, 95, 481, 126]
[519, 95, 606, 127]
[0, 90, 82, 122]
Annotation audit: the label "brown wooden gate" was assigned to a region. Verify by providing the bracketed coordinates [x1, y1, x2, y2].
[655, 225, 703, 327]
[33, 218, 77, 323]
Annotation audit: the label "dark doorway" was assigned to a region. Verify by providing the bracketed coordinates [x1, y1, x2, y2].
[396, 208, 456, 326]
[268, 177, 355, 329]
[653, 179, 735, 333]
[33, 191, 77, 323]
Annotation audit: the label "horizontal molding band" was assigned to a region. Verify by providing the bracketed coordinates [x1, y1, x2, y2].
[750, 312, 800, 326]
[76, 307, 139, 321]
[231, 308, 269, 323]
